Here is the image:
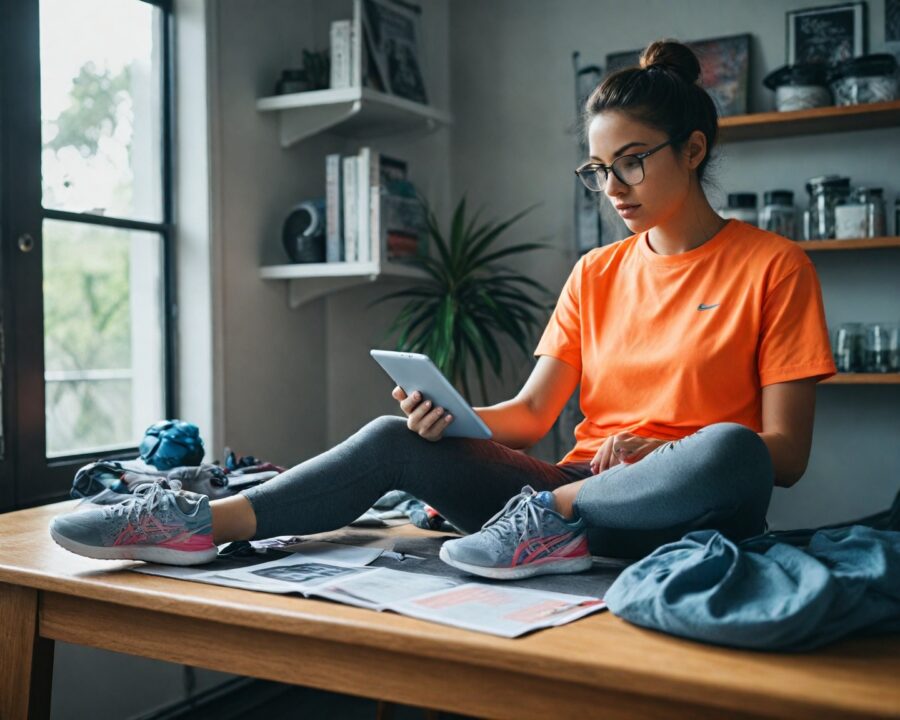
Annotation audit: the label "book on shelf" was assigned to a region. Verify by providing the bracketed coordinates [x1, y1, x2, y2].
[342, 155, 359, 262]
[360, 0, 428, 104]
[329, 20, 352, 89]
[357, 147, 373, 263]
[325, 153, 343, 262]
[328, 148, 424, 266]
[376, 179, 427, 262]
[351, 0, 363, 88]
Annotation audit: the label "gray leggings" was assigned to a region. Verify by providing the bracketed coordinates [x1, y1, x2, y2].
[242, 416, 774, 559]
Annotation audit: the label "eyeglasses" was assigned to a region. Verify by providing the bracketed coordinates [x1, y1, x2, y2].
[575, 137, 682, 192]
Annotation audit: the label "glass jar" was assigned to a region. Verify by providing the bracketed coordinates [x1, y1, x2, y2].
[860, 187, 885, 238]
[832, 322, 864, 372]
[828, 54, 899, 106]
[805, 175, 851, 240]
[864, 322, 895, 373]
[763, 63, 832, 111]
[835, 191, 868, 239]
[759, 190, 796, 239]
[890, 324, 900, 372]
[720, 193, 758, 226]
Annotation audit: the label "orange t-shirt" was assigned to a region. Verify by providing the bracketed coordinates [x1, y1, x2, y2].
[534, 219, 836, 465]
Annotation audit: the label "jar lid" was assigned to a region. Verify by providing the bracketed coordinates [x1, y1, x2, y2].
[764, 190, 794, 205]
[727, 192, 757, 208]
[763, 63, 828, 90]
[828, 53, 899, 82]
[806, 175, 851, 192]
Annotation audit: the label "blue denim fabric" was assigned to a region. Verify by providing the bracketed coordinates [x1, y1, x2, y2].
[605, 492, 900, 651]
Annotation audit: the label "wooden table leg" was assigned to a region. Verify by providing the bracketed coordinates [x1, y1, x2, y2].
[0, 583, 54, 720]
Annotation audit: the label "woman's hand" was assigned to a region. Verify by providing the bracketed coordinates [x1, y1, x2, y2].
[590, 432, 669, 475]
[392, 386, 453, 442]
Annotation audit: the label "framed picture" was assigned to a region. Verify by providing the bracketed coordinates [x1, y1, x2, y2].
[604, 49, 642, 75]
[887, 0, 900, 61]
[787, 2, 867, 65]
[361, 0, 428, 105]
[689, 34, 751, 117]
[603, 34, 750, 117]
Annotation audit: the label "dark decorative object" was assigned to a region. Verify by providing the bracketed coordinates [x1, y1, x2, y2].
[604, 35, 751, 117]
[787, 2, 867, 65]
[282, 200, 326, 263]
[763, 63, 832, 111]
[274, 69, 308, 95]
[302, 49, 331, 90]
[828, 53, 899, 105]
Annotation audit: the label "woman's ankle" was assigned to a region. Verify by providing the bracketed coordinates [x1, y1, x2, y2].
[211, 494, 257, 544]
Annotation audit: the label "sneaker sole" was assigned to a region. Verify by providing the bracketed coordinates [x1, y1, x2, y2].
[50, 526, 219, 566]
[438, 545, 593, 580]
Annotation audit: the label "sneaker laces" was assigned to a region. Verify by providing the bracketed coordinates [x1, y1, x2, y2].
[110, 479, 182, 524]
[480, 486, 545, 544]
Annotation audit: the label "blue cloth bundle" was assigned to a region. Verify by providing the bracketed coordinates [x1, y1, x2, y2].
[605, 493, 900, 651]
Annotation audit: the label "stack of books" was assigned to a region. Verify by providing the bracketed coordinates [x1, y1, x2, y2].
[330, 0, 428, 103]
[325, 148, 427, 265]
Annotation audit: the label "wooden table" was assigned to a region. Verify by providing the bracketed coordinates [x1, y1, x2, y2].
[2, 501, 899, 720]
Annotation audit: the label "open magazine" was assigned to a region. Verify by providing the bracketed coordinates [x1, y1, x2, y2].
[135, 541, 607, 638]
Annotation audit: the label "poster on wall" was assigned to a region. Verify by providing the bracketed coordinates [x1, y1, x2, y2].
[786, 2, 867, 65]
[603, 35, 750, 117]
[572, 52, 604, 255]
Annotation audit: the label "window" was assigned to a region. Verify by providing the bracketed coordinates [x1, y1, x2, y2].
[0, 0, 174, 508]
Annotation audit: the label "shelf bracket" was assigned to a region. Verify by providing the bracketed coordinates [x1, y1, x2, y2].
[287, 273, 377, 308]
[278, 100, 363, 147]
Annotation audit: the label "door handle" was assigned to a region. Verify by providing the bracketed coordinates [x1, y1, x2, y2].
[17, 233, 35, 253]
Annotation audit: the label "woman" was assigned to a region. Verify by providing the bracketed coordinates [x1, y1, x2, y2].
[51, 40, 836, 580]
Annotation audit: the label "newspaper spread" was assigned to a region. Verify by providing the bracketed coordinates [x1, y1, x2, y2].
[135, 540, 606, 638]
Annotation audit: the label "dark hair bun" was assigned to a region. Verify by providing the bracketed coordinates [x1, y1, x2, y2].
[639, 40, 702, 85]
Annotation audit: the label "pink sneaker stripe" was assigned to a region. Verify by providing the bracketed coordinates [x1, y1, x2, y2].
[157, 532, 215, 551]
[512, 531, 586, 566]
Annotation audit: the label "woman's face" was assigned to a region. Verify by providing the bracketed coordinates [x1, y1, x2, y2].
[587, 111, 696, 234]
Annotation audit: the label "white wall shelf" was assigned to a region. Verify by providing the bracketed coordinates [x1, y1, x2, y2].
[260, 260, 428, 308]
[257, 87, 453, 148]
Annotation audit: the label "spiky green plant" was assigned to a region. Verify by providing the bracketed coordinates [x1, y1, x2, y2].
[369, 198, 554, 404]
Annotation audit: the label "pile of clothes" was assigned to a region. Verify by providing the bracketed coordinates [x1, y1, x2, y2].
[605, 489, 900, 651]
[70, 419, 284, 503]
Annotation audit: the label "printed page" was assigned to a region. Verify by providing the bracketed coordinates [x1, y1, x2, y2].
[211, 554, 374, 592]
[309, 567, 460, 609]
[391, 583, 606, 638]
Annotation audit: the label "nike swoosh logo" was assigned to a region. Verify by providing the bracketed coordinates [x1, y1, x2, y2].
[697, 303, 719, 311]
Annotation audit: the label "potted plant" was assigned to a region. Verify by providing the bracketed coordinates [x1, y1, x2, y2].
[369, 198, 555, 404]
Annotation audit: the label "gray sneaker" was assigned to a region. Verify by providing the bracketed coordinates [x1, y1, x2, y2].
[50, 481, 218, 565]
[439, 486, 592, 580]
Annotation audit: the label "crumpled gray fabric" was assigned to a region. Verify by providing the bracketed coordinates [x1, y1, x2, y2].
[605, 490, 900, 651]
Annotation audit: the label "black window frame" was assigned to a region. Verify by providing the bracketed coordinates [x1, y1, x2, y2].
[0, 0, 176, 511]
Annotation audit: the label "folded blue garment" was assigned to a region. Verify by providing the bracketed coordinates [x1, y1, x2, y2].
[604, 520, 900, 651]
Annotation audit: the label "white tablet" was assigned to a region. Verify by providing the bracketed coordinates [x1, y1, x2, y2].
[370, 350, 493, 440]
